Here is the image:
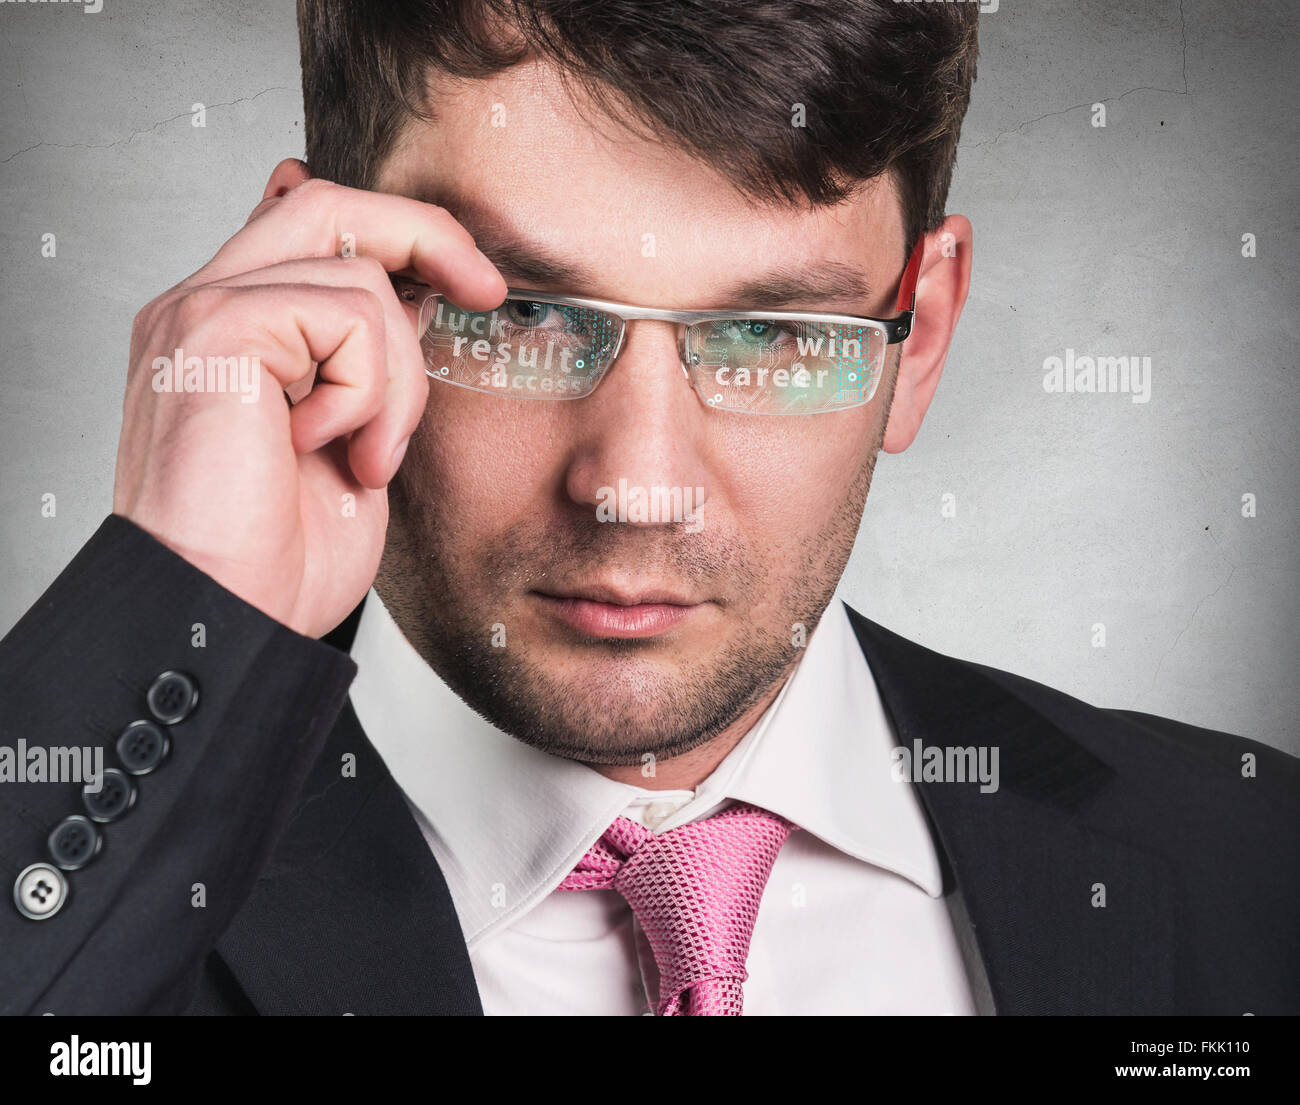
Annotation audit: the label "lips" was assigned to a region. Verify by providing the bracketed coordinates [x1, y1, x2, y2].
[538, 585, 695, 607]
[531, 587, 706, 639]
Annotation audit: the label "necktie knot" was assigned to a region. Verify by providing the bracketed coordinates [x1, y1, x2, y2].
[559, 802, 797, 1015]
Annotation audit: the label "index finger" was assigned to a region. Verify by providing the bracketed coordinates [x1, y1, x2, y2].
[185, 178, 507, 310]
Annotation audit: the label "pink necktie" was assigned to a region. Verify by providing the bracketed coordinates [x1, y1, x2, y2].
[558, 802, 797, 1015]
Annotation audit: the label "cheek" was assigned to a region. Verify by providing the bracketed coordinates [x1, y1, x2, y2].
[411, 383, 881, 559]
[415, 388, 564, 521]
[711, 406, 879, 543]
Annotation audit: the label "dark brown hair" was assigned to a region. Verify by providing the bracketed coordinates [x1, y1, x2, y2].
[297, 0, 978, 252]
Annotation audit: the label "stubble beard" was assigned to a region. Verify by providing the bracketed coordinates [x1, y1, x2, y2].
[374, 373, 892, 767]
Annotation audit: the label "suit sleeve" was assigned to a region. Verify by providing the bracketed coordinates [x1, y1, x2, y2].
[0, 514, 357, 1014]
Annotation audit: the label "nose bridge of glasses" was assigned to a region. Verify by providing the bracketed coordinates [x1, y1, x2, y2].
[604, 310, 694, 384]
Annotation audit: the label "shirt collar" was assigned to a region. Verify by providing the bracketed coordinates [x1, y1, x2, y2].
[349, 590, 942, 948]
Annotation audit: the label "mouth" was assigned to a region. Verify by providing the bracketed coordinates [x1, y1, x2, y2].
[530, 586, 707, 639]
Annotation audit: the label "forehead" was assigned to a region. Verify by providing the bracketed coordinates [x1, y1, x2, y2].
[376, 59, 904, 309]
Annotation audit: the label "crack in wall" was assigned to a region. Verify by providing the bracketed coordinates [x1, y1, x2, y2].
[0, 85, 298, 165]
[970, 0, 1189, 150]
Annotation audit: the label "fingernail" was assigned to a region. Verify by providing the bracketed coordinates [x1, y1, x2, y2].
[390, 436, 410, 474]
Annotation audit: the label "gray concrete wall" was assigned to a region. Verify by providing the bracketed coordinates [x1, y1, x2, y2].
[1, 1, 1295, 751]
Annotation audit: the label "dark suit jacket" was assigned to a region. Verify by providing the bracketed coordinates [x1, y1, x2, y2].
[1, 516, 1296, 1015]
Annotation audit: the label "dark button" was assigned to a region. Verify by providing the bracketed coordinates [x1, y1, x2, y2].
[147, 670, 199, 725]
[82, 768, 136, 823]
[48, 815, 103, 871]
[116, 720, 170, 775]
[14, 863, 68, 920]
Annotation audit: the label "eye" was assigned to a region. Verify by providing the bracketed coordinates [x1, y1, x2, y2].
[504, 299, 557, 328]
[714, 319, 797, 345]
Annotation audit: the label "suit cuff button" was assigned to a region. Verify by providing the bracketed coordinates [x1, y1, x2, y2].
[14, 863, 69, 920]
[83, 767, 136, 823]
[116, 720, 170, 775]
[147, 670, 199, 725]
[48, 814, 103, 871]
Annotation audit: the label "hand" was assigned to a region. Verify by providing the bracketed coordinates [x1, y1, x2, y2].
[112, 160, 505, 638]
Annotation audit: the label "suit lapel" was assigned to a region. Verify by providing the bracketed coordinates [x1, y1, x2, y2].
[214, 698, 483, 1014]
[213, 598, 1179, 1015]
[846, 605, 1178, 1014]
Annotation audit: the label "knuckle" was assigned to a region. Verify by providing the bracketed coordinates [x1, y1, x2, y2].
[285, 177, 339, 217]
[131, 285, 181, 339]
[244, 194, 281, 225]
[129, 304, 156, 348]
[169, 285, 234, 332]
[423, 204, 463, 236]
[347, 254, 390, 289]
[346, 285, 388, 328]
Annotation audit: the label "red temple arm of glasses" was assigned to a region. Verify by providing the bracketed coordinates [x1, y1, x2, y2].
[897, 240, 924, 314]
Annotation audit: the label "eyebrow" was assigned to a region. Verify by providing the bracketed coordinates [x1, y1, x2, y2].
[722, 264, 874, 310]
[416, 186, 876, 312]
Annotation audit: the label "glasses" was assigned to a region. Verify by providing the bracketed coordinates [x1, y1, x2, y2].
[391, 244, 921, 416]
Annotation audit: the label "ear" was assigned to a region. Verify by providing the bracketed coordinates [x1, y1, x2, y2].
[262, 157, 314, 202]
[881, 215, 973, 454]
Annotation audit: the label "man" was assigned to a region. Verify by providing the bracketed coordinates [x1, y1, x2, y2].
[0, 0, 1295, 1016]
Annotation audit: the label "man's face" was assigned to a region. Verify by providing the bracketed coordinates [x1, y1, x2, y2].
[374, 60, 909, 767]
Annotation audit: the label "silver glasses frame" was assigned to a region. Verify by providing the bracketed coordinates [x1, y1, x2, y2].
[391, 276, 915, 414]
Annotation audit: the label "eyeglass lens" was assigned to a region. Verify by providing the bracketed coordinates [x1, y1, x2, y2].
[418, 295, 884, 413]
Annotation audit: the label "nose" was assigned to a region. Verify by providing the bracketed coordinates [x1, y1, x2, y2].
[562, 320, 712, 527]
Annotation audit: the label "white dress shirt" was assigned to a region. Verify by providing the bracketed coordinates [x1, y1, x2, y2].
[350, 589, 988, 1015]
